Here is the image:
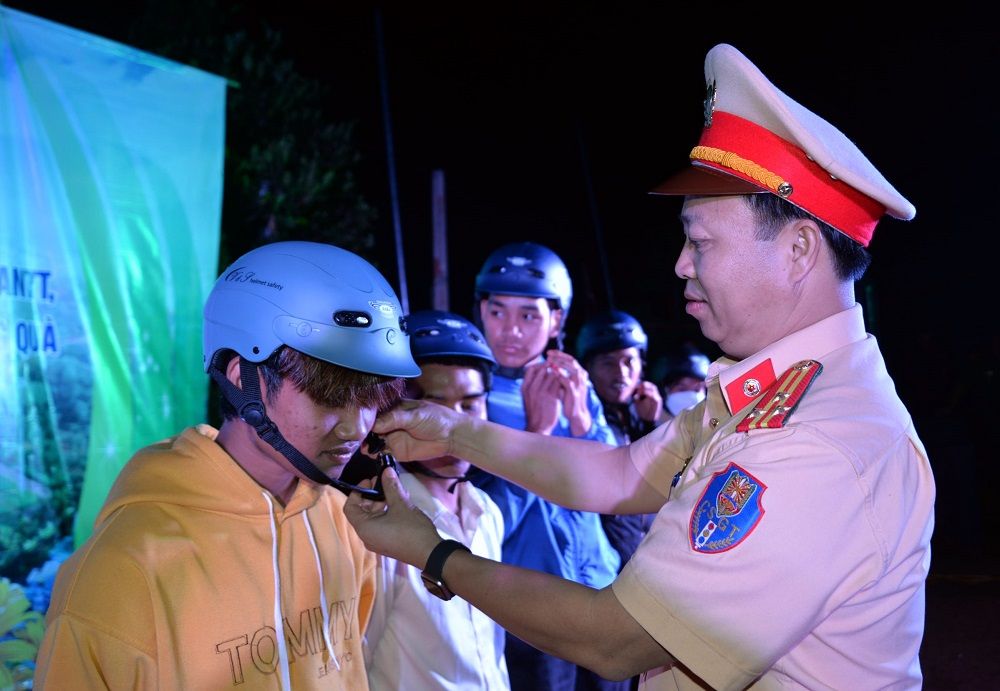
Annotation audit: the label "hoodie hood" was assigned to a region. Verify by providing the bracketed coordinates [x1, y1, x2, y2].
[97, 424, 323, 524]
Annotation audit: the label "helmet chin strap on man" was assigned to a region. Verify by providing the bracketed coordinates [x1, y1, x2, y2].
[403, 462, 472, 493]
[209, 352, 384, 499]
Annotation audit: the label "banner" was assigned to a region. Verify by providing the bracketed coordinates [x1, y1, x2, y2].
[0, 8, 225, 675]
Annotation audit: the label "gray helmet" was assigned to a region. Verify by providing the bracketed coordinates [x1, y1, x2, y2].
[406, 310, 497, 368]
[575, 310, 648, 364]
[474, 241, 572, 313]
[203, 240, 420, 377]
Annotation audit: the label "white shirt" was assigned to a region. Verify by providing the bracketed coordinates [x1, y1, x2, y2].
[364, 469, 510, 691]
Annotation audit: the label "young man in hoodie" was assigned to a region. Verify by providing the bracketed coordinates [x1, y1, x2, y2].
[34, 241, 419, 690]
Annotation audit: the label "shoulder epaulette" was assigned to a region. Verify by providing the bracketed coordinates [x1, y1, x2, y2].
[736, 359, 822, 433]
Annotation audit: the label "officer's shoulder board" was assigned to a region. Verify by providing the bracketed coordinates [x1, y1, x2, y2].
[736, 359, 822, 433]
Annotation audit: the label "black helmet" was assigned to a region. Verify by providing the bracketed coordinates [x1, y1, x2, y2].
[473, 241, 572, 313]
[654, 344, 711, 388]
[406, 310, 497, 368]
[575, 310, 648, 365]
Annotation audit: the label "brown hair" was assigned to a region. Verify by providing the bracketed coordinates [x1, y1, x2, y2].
[220, 347, 404, 419]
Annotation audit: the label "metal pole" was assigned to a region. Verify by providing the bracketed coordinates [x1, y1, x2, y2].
[431, 170, 449, 311]
[374, 8, 408, 313]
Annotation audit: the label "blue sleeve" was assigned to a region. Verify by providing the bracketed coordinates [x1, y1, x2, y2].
[579, 385, 617, 445]
[571, 510, 621, 588]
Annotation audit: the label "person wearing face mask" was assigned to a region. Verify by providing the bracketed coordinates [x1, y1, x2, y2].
[654, 343, 710, 422]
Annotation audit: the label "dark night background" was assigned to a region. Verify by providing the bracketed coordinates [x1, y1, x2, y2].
[5, 2, 999, 686]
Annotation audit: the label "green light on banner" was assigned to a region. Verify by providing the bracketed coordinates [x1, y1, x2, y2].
[0, 4, 226, 584]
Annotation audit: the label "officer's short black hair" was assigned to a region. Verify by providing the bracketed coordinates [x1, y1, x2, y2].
[744, 194, 872, 282]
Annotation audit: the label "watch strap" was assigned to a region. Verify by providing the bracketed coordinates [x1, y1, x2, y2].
[423, 539, 470, 593]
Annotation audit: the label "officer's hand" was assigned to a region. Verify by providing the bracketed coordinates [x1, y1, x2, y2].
[545, 349, 593, 437]
[633, 380, 665, 423]
[344, 471, 440, 566]
[522, 360, 562, 435]
[373, 398, 465, 462]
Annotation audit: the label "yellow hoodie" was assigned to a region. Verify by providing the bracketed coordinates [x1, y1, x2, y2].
[34, 424, 375, 690]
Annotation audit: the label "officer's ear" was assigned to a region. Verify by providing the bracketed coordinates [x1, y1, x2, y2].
[786, 219, 822, 282]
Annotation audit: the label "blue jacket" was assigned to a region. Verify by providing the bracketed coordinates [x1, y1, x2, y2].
[473, 367, 620, 586]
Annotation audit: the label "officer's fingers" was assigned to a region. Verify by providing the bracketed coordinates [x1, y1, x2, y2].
[373, 399, 421, 434]
[345, 477, 379, 515]
[379, 465, 411, 508]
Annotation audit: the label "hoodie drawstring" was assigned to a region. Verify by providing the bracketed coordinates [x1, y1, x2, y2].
[302, 510, 340, 670]
[262, 492, 293, 691]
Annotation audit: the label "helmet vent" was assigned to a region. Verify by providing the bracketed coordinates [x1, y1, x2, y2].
[333, 311, 372, 328]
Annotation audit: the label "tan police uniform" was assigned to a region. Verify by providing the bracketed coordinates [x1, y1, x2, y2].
[614, 305, 933, 689]
[609, 44, 934, 690]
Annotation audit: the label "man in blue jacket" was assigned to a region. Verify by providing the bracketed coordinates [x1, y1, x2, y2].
[472, 241, 627, 691]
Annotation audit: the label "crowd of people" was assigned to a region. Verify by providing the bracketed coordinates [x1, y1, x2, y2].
[32, 42, 934, 691]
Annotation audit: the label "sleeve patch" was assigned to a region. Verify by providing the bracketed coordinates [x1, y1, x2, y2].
[689, 462, 766, 553]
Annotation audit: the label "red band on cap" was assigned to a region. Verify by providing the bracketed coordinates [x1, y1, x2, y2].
[694, 112, 884, 246]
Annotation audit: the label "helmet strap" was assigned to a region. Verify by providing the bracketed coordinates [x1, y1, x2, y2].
[208, 352, 384, 499]
[403, 462, 472, 494]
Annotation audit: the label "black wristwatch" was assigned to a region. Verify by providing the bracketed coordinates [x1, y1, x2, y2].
[421, 539, 470, 601]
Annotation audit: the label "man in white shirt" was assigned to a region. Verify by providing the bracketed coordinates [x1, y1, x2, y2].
[363, 310, 510, 691]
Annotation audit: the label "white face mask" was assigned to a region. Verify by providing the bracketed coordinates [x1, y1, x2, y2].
[666, 389, 705, 416]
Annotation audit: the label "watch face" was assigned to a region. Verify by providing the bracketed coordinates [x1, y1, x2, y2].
[421, 573, 455, 601]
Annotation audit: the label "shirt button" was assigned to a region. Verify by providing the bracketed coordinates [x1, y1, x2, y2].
[709, 417, 719, 428]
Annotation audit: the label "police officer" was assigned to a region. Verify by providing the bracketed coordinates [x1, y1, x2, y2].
[346, 44, 935, 690]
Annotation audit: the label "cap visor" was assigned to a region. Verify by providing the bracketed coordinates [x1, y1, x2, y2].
[649, 164, 767, 196]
